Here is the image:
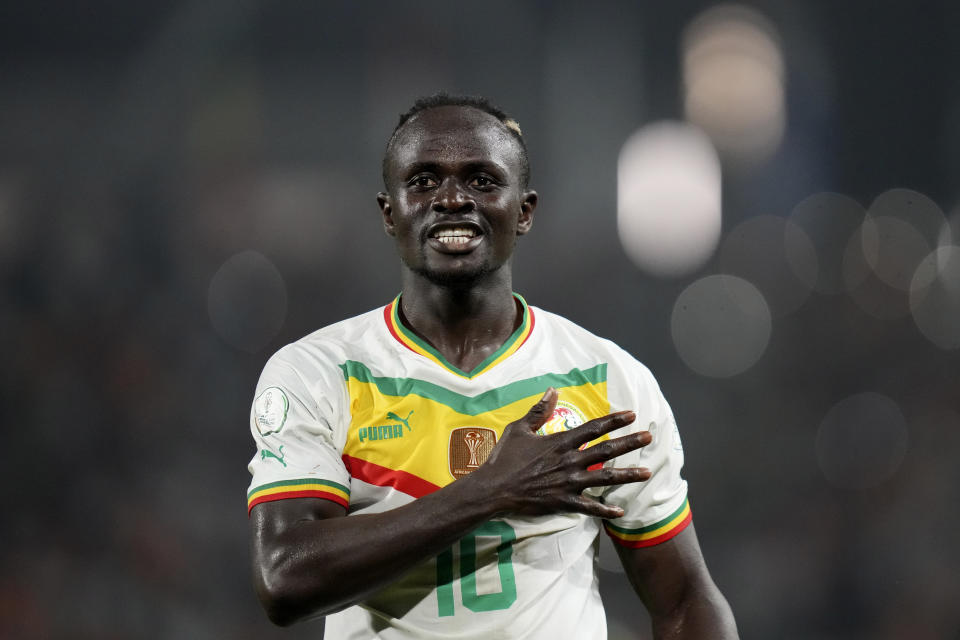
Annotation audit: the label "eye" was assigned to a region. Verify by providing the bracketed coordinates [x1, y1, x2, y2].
[408, 175, 438, 189]
[469, 175, 497, 189]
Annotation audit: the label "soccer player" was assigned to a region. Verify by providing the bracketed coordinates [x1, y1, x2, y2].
[247, 94, 738, 639]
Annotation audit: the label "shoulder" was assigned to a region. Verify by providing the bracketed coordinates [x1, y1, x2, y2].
[260, 305, 387, 386]
[253, 305, 389, 423]
[529, 305, 665, 408]
[531, 306, 653, 373]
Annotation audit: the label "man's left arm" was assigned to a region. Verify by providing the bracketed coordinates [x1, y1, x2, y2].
[614, 523, 738, 639]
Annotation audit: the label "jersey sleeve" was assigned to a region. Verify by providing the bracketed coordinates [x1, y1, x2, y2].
[600, 362, 691, 548]
[246, 347, 351, 515]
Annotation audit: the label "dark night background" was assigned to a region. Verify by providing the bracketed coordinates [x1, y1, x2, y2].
[1, 1, 958, 638]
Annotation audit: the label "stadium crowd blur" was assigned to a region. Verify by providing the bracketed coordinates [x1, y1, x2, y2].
[2, 2, 958, 638]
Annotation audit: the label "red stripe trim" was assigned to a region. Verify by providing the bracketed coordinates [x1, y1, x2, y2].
[343, 454, 441, 498]
[606, 509, 693, 549]
[384, 302, 418, 355]
[247, 490, 349, 515]
[519, 307, 535, 348]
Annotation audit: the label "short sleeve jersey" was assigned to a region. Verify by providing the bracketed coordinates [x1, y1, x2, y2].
[247, 296, 691, 640]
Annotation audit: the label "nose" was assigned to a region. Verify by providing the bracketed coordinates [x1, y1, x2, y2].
[432, 176, 474, 214]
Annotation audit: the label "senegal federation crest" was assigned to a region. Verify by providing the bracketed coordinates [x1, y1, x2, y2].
[537, 401, 587, 436]
[448, 427, 497, 479]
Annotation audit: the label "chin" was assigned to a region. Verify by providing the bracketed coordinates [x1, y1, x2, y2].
[413, 264, 494, 289]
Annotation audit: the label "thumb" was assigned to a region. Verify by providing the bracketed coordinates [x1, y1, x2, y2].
[523, 387, 558, 432]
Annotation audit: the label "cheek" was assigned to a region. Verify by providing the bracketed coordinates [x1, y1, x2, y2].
[490, 199, 522, 231]
[396, 197, 428, 221]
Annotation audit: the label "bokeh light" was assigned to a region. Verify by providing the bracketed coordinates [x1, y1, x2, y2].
[859, 216, 930, 292]
[815, 392, 908, 490]
[868, 188, 945, 247]
[910, 246, 960, 349]
[843, 225, 911, 320]
[671, 275, 771, 377]
[682, 4, 785, 166]
[208, 250, 287, 353]
[788, 192, 868, 294]
[842, 189, 947, 320]
[617, 121, 722, 277]
[937, 206, 960, 253]
[861, 189, 946, 292]
[718, 215, 816, 317]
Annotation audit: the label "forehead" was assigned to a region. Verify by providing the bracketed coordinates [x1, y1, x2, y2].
[388, 106, 521, 175]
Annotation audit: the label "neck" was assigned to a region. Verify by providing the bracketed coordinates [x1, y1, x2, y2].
[397, 268, 521, 373]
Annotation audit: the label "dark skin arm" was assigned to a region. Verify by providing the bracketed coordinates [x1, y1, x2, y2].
[250, 388, 653, 626]
[616, 524, 739, 639]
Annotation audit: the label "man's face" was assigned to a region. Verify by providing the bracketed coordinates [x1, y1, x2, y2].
[378, 106, 537, 288]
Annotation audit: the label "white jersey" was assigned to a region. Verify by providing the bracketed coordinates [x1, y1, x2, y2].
[247, 295, 690, 639]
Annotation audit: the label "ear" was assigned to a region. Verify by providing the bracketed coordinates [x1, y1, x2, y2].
[377, 192, 395, 237]
[516, 190, 538, 236]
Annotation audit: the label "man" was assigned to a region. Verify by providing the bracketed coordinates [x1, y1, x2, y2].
[247, 94, 737, 639]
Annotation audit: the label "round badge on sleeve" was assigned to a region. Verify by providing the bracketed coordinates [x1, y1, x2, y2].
[255, 387, 289, 435]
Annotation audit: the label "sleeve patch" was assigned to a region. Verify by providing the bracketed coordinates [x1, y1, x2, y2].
[254, 387, 289, 435]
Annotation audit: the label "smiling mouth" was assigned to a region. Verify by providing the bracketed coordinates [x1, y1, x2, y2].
[430, 227, 479, 246]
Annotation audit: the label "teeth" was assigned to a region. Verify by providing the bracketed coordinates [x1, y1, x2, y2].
[433, 228, 477, 245]
[437, 235, 471, 245]
[435, 228, 476, 238]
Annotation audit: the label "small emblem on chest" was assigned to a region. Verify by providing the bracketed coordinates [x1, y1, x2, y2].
[448, 427, 497, 479]
[538, 400, 587, 435]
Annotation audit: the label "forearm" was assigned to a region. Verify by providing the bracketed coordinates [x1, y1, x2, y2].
[252, 472, 500, 625]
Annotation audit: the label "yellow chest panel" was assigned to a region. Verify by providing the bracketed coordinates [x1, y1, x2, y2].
[340, 364, 610, 491]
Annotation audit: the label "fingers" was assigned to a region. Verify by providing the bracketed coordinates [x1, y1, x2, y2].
[520, 387, 558, 433]
[562, 410, 637, 447]
[578, 431, 652, 466]
[574, 465, 651, 488]
[565, 467, 651, 518]
[567, 494, 628, 520]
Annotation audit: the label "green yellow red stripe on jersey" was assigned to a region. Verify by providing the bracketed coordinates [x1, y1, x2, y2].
[603, 498, 692, 548]
[339, 362, 611, 495]
[247, 478, 350, 513]
[384, 293, 535, 379]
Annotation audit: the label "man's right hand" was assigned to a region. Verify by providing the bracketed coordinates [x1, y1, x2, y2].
[472, 387, 653, 520]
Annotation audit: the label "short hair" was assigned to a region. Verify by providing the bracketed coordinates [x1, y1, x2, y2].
[382, 93, 530, 188]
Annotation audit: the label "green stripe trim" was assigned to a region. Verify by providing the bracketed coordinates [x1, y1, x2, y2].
[247, 478, 350, 499]
[605, 497, 689, 535]
[339, 360, 608, 416]
[392, 293, 530, 379]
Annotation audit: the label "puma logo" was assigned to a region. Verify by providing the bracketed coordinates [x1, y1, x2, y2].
[386, 410, 414, 431]
[261, 445, 287, 467]
[358, 411, 414, 443]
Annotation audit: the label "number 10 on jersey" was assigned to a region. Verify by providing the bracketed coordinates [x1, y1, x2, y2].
[436, 521, 518, 616]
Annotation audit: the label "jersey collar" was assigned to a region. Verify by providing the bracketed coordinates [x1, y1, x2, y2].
[383, 293, 535, 379]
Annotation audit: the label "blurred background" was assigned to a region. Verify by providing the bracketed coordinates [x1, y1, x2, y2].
[2, 1, 958, 638]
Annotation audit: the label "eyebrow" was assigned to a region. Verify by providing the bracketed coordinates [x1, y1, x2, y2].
[401, 161, 441, 177]
[401, 159, 509, 179]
